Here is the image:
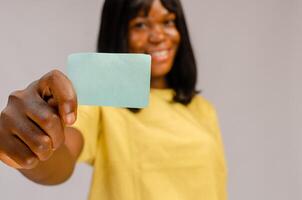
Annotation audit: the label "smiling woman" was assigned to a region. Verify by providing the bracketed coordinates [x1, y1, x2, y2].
[128, 0, 181, 89]
[0, 0, 227, 200]
[98, 0, 198, 104]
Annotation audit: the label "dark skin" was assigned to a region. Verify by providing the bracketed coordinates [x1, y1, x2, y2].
[129, 0, 180, 88]
[0, 70, 83, 184]
[0, 0, 180, 185]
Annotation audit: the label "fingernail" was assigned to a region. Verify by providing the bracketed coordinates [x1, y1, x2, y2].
[65, 112, 75, 125]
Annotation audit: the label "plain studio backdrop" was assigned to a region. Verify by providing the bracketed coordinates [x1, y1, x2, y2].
[0, 0, 301, 199]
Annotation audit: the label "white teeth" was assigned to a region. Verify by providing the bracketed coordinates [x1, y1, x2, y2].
[151, 50, 169, 57]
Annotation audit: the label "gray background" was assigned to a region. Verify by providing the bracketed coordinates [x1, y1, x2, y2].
[0, 0, 300, 199]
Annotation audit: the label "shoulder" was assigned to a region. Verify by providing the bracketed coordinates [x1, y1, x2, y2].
[188, 95, 221, 135]
[189, 94, 217, 117]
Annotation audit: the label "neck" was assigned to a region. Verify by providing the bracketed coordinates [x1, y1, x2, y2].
[151, 77, 168, 89]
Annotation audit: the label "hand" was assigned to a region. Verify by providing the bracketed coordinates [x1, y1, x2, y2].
[0, 70, 77, 169]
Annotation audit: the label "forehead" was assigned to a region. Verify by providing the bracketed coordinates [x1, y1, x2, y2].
[137, 0, 170, 18]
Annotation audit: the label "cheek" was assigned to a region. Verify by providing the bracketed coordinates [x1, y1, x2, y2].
[166, 28, 181, 47]
[128, 31, 148, 52]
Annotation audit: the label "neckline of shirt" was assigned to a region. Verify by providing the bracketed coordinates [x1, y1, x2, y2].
[150, 88, 174, 101]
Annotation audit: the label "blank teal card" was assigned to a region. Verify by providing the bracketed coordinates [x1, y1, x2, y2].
[67, 53, 151, 108]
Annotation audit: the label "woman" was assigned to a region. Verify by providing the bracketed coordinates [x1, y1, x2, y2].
[0, 0, 227, 199]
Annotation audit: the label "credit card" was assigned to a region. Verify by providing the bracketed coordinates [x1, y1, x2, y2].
[67, 53, 151, 108]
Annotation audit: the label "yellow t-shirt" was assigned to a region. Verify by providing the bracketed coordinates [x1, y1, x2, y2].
[72, 89, 227, 200]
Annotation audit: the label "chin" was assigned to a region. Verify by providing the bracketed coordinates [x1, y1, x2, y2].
[151, 61, 173, 77]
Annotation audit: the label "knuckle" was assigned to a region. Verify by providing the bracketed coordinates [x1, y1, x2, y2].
[49, 113, 60, 123]
[37, 111, 49, 125]
[34, 135, 52, 154]
[40, 135, 52, 146]
[39, 111, 54, 126]
[49, 69, 63, 81]
[40, 70, 61, 87]
[39, 113, 64, 150]
[8, 90, 24, 103]
[50, 69, 62, 76]
[22, 156, 38, 169]
[0, 109, 8, 121]
[0, 109, 12, 124]
[43, 113, 60, 130]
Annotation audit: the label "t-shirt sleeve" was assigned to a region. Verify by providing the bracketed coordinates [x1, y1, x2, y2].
[190, 96, 228, 199]
[206, 100, 224, 151]
[71, 105, 101, 165]
[189, 96, 228, 171]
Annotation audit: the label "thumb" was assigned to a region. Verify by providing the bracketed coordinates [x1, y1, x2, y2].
[37, 70, 77, 125]
[58, 101, 76, 125]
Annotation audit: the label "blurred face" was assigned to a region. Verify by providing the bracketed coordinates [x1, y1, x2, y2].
[128, 0, 181, 88]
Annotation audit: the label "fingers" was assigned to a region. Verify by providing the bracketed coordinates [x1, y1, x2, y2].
[0, 88, 66, 169]
[25, 97, 64, 150]
[0, 134, 39, 169]
[0, 152, 22, 169]
[37, 70, 77, 125]
[0, 105, 54, 162]
[0, 69, 77, 170]
[12, 117, 54, 161]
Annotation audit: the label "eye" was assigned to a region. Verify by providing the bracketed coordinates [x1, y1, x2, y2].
[133, 21, 148, 30]
[163, 19, 175, 27]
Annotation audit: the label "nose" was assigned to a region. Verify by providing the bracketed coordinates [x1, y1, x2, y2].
[149, 24, 165, 44]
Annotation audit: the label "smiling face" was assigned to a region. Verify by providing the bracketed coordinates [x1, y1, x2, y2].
[128, 0, 181, 89]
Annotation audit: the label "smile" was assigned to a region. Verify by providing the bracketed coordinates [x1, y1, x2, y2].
[149, 49, 171, 62]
